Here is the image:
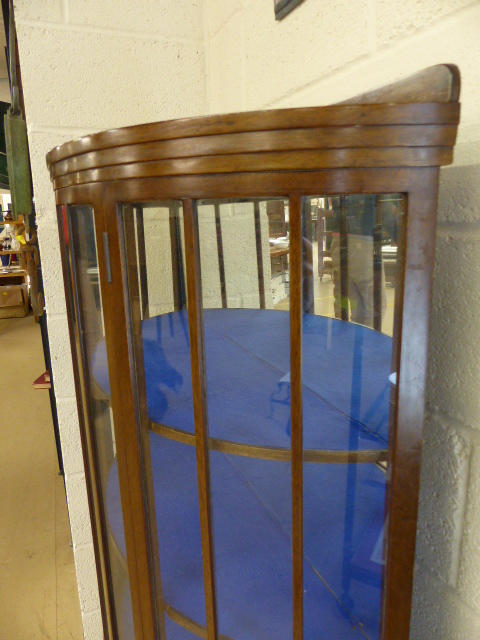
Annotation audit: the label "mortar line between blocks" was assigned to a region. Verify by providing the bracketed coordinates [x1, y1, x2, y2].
[46, 311, 69, 320]
[56, 395, 78, 404]
[82, 607, 101, 619]
[72, 541, 94, 551]
[415, 561, 477, 610]
[436, 221, 480, 240]
[65, 468, 86, 481]
[61, 0, 69, 23]
[28, 124, 98, 136]
[263, 1, 480, 109]
[426, 405, 480, 445]
[449, 442, 473, 588]
[16, 17, 204, 45]
[208, 7, 244, 41]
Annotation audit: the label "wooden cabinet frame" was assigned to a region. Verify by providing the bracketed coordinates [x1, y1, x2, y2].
[48, 65, 460, 640]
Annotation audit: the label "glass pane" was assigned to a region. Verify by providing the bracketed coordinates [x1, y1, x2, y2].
[64, 205, 132, 638]
[121, 202, 207, 639]
[301, 194, 405, 639]
[197, 198, 289, 310]
[197, 198, 294, 639]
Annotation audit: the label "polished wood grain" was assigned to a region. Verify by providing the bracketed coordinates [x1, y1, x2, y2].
[97, 190, 161, 640]
[183, 199, 218, 640]
[150, 421, 388, 464]
[52, 147, 454, 190]
[289, 195, 304, 639]
[51, 168, 431, 204]
[122, 205, 167, 638]
[48, 64, 461, 640]
[382, 168, 441, 639]
[46, 101, 459, 166]
[48, 124, 458, 180]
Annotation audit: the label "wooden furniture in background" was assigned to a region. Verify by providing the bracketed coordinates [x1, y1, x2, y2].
[0, 218, 29, 318]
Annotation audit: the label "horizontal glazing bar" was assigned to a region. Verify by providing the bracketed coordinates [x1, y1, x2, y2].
[150, 421, 387, 464]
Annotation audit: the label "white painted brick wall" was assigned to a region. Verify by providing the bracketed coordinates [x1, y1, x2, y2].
[13, 0, 480, 637]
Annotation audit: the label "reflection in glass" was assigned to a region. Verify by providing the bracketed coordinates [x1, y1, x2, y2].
[121, 202, 207, 639]
[197, 198, 294, 639]
[195, 198, 289, 310]
[304, 194, 404, 335]
[112, 192, 403, 638]
[65, 205, 132, 639]
[301, 194, 405, 639]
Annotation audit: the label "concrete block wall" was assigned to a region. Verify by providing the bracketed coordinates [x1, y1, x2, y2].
[13, 1, 206, 638]
[204, 0, 480, 637]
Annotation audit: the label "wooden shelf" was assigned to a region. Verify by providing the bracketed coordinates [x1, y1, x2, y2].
[270, 247, 289, 258]
[0, 269, 27, 277]
[0, 268, 28, 288]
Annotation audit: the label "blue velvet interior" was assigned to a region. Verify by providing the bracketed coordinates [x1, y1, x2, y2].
[94, 310, 392, 450]
[100, 310, 391, 639]
[109, 438, 384, 639]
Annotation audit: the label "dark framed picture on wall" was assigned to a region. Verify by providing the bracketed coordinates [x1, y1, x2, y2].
[274, 0, 305, 20]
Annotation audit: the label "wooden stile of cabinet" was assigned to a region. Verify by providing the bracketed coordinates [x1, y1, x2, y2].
[47, 65, 460, 640]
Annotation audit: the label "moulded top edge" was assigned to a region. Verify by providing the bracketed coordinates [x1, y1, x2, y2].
[46, 102, 460, 169]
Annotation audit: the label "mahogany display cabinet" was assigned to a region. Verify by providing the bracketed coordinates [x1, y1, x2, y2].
[47, 65, 460, 640]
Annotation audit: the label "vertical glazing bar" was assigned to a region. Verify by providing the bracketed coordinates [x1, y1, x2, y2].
[214, 202, 228, 308]
[183, 198, 218, 640]
[169, 203, 186, 311]
[134, 205, 149, 320]
[103, 195, 158, 639]
[301, 198, 314, 314]
[383, 170, 440, 639]
[60, 206, 116, 640]
[339, 196, 349, 322]
[373, 197, 382, 332]
[341, 324, 362, 607]
[317, 215, 323, 278]
[289, 195, 303, 640]
[122, 205, 166, 639]
[253, 201, 266, 309]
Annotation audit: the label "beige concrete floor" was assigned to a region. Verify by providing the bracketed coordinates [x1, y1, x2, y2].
[0, 314, 83, 640]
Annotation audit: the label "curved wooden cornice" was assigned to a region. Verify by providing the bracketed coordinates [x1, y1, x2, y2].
[46, 65, 460, 191]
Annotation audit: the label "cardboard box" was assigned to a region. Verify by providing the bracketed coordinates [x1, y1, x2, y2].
[0, 284, 29, 318]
